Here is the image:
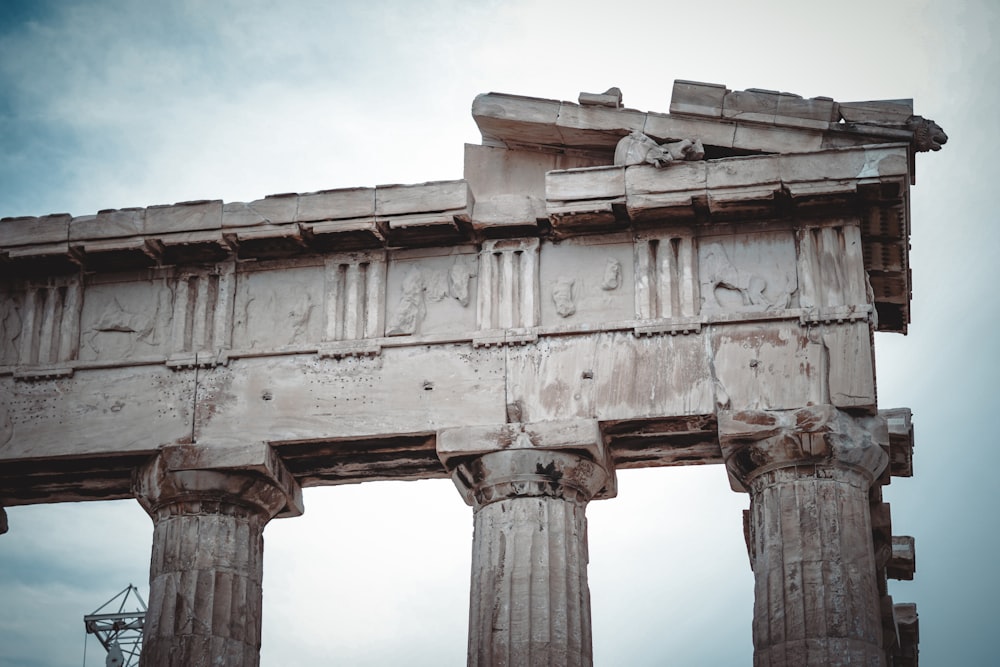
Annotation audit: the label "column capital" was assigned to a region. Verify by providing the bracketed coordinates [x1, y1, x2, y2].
[437, 419, 615, 507]
[133, 443, 302, 520]
[718, 405, 888, 491]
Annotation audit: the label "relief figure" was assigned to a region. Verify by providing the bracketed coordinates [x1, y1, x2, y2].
[448, 261, 474, 307]
[600, 258, 621, 291]
[552, 277, 576, 318]
[240, 284, 316, 349]
[614, 131, 705, 168]
[386, 268, 426, 335]
[425, 271, 449, 303]
[701, 242, 793, 311]
[82, 293, 163, 360]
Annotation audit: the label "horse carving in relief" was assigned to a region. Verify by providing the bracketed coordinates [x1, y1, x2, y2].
[614, 131, 705, 168]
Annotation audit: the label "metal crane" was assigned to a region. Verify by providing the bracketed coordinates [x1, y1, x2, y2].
[83, 584, 146, 667]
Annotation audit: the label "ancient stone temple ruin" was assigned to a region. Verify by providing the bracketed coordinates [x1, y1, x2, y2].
[0, 80, 946, 666]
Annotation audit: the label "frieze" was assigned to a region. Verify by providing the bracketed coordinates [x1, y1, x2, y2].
[0, 228, 882, 375]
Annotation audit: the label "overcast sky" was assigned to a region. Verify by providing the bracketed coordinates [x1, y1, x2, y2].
[0, 1, 996, 665]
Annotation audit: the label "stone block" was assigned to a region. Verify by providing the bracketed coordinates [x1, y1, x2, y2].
[733, 122, 824, 153]
[839, 99, 913, 124]
[145, 200, 222, 235]
[555, 104, 645, 149]
[471, 194, 545, 231]
[624, 160, 707, 221]
[2, 243, 77, 278]
[723, 89, 782, 123]
[670, 79, 729, 117]
[709, 155, 781, 189]
[437, 419, 604, 467]
[70, 208, 145, 241]
[546, 166, 625, 202]
[625, 160, 708, 195]
[0, 214, 69, 247]
[296, 187, 375, 222]
[156, 230, 232, 265]
[775, 96, 838, 129]
[77, 237, 158, 272]
[222, 195, 297, 228]
[887, 535, 916, 580]
[643, 112, 736, 149]
[795, 146, 906, 190]
[160, 441, 303, 517]
[893, 602, 919, 664]
[301, 218, 384, 250]
[578, 87, 622, 108]
[472, 93, 564, 147]
[232, 225, 306, 259]
[375, 180, 472, 217]
[545, 167, 627, 232]
[463, 144, 605, 202]
[883, 407, 914, 477]
[382, 212, 462, 247]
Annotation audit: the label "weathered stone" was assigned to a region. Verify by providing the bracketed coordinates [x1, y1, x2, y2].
[775, 95, 838, 129]
[839, 99, 914, 124]
[472, 93, 564, 148]
[471, 194, 545, 231]
[723, 88, 784, 124]
[441, 438, 612, 667]
[720, 406, 889, 666]
[70, 208, 145, 240]
[0, 81, 947, 665]
[644, 111, 738, 150]
[222, 195, 298, 228]
[578, 87, 622, 108]
[295, 187, 375, 222]
[887, 535, 916, 580]
[133, 446, 299, 667]
[375, 180, 472, 217]
[557, 103, 646, 149]
[0, 214, 69, 247]
[145, 200, 222, 235]
[670, 79, 729, 117]
[892, 603, 919, 666]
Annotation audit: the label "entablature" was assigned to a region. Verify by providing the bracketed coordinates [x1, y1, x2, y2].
[0, 80, 944, 507]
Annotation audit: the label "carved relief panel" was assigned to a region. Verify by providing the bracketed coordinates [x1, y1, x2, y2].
[538, 235, 634, 326]
[323, 252, 386, 342]
[698, 231, 798, 315]
[0, 279, 82, 368]
[477, 239, 538, 331]
[634, 233, 699, 321]
[79, 276, 172, 363]
[796, 223, 868, 311]
[232, 262, 324, 351]
[384, 247, 477, 337]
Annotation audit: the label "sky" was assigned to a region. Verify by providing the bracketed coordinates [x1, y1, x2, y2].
[0, 0, 997, 665]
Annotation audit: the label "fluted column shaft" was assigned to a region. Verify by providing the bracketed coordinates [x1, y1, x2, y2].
[134, 456, 288, 667]
[454, 448, 609, 667]
[720, 406, 889, 667]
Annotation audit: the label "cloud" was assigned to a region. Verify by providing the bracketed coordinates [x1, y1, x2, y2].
[1, 0, 999, 664]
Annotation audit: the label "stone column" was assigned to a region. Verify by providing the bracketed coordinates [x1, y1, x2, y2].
[719, 406, 889, 667]
[438, 421, 614, 667]
[133, 445, 301, 667]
